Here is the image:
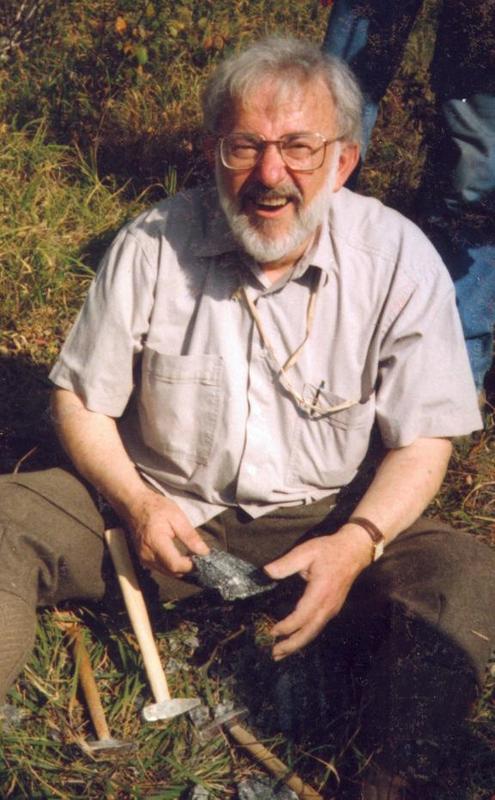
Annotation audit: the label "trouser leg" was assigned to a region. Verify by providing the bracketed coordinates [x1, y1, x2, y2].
[347, 518, 495, 781]
[234, 512, 495, 781]
[0, 593, 37, 706]
[419, 93, 495, 389]
[322, 0, 421, 177]
[422, 0, 495, 389]
[0, 469, 338, 701]
[0, 468, 107, 702]
[3, 467, 493, 783]
[189, 505, 495, 777]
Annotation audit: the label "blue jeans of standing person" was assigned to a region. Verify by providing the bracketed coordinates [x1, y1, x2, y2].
[323, 0, 495, 390]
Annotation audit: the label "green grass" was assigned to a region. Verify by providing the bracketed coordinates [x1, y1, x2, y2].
[0, 0, 494, 797]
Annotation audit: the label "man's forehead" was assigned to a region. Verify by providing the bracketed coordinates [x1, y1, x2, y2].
[223, 75, 336, 131]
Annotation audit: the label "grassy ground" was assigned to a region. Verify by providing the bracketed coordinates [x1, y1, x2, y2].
[0, 0, 494, 798]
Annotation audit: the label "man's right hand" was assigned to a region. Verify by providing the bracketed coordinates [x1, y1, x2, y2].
[121, 489, 210, 577]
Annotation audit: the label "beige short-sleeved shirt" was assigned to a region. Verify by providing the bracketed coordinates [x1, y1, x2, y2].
[50, 186, 482, 526]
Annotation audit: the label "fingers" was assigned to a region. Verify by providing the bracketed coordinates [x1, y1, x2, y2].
[264, 542, 314, 581]
[128, 492, 209, 576]
[163, 500, 210, 556]
[270, 580, 341, 660]
[137, 529, 194, 576]
[266, 537, 360, 660]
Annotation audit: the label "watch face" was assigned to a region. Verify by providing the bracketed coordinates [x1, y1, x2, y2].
[374, 540, 385, 561]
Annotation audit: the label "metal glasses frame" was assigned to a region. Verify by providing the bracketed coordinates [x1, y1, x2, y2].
[218, 132, 342, 172]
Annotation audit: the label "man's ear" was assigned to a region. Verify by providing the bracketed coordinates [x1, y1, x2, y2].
[333, 142, 360, 191]
[203, 135, 217, 168]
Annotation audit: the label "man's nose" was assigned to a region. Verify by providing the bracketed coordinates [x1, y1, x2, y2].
[254, 142, 288, 186]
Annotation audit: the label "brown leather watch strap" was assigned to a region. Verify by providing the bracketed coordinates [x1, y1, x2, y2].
[347, 516, 386, 561]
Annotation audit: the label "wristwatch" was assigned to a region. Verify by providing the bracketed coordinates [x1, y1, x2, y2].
[348, 516, 386, 562]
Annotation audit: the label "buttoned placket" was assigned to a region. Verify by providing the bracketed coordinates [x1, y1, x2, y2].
[234, 268, 325, 503]
[235, 283, 281, 502]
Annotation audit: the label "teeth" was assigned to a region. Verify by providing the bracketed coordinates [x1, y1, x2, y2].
[256, 197, 288, 207]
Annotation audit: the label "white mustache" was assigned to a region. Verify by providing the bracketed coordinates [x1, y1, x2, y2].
[242, 183, 303, 205]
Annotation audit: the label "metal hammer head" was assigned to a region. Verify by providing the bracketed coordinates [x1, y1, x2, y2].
[191, 549, 277, 601]
[142, 696, 201, 722]
[83, 737, 137, 759]
[189, 703, 247, 741]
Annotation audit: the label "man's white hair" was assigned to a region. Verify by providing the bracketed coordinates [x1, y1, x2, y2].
[202, 36, 363, 146]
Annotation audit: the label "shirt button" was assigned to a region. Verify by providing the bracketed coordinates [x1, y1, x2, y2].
[245, 464, 257, 477]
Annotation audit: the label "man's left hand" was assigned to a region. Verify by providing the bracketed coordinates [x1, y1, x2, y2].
[264, 530, 371, 660]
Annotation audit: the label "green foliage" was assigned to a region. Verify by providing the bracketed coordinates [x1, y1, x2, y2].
[0, 0, 325, 360]
[0, 0, 323, 194]
[0, 122, 140, 360]
[0, 606, 272, 798]
[0, 0, 57, 65]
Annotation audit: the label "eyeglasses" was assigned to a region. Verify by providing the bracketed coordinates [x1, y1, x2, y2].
[218, 132, 342, 172]
[278, 372, 358, 418]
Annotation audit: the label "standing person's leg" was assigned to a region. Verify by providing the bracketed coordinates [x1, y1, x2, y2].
[422, 93, 495, 391]
[322, 0, 379, 155]
[420, 0, 495, 390]
[0, 468, 108, 703]
[322, 0, 422, 167]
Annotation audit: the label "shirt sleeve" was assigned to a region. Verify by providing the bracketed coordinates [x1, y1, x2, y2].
[49, 228, 157, 417]
[375, 257, 483, 447]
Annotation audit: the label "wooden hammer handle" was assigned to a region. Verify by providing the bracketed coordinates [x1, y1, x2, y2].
[70, 626, 111, 742]
[229, 723, 323, 800]
[104, 527, 171, 703]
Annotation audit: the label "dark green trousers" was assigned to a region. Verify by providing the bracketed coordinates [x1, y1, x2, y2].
[1, 467, 494, 781]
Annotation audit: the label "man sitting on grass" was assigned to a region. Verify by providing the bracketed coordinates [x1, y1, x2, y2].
[0, 37, 494, 800]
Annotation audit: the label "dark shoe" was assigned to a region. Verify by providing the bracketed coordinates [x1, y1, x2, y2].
[359, 767, 413, 800]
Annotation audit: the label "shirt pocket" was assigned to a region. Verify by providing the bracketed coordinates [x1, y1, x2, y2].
[319, 392, 374, 430]
[138, 349, 224, 474]
[287, 393, 375, 489]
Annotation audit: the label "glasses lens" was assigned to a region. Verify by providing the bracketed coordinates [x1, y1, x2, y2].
[221, 135, 262, 168]
[220, 133, 329, 171]
[281, 134, 326, 170]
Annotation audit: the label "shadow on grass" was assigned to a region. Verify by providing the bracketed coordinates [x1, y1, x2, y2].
[185, 590, 495, 800]
[0, 353, 64, 474]
[95, 124, 210, 203]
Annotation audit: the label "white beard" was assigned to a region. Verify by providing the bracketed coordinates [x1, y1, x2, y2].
[216, 147, 340, 263]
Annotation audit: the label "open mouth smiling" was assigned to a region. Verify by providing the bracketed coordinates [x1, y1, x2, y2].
[255, 196, 291, 210]
[242, 188, 299, 214]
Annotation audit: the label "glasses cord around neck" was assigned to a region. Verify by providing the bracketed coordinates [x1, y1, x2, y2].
[240, 269, 321, 376]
